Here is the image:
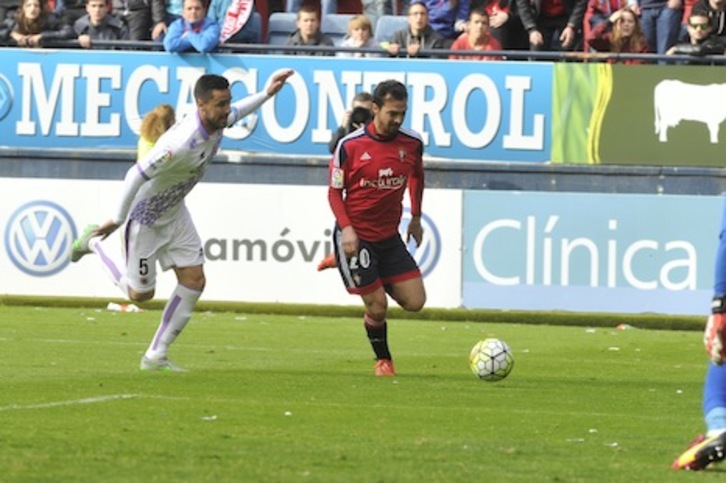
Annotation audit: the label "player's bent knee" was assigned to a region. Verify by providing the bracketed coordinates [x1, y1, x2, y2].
[401, 293, 426, 312]
[129, 289, 154, 302]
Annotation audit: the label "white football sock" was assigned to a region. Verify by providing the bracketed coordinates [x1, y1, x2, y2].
[92, 238, 130, 296]
[144, 284, 202, 360]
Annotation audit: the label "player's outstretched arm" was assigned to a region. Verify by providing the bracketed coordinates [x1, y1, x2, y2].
[266, 70, 294, 97]
[227, 70, 295, 127]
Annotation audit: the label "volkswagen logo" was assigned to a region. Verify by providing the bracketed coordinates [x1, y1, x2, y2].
[0, 73, 13, 121]
[399, 209, 441, 278]
[5, 201, 77, 276]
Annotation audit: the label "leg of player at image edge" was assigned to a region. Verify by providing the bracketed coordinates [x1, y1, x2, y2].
[672, 362, 726, 470]
[673, 293, 726, 470]
[140, 284, 201, 372]
[365, 312, 395, 376]
[674, 204, 726, 470]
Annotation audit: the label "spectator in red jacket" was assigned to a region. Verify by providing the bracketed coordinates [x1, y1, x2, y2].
[449, 6, 504, 59]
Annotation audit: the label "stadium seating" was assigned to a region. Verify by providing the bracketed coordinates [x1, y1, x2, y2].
[248, 12, 263, 44]
[373, 15, 407, 44]
[267, 12, 298, 45]
[322, 14, 355, 46]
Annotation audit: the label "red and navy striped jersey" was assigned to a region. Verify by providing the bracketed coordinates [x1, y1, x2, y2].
[328, 122, 424, 242]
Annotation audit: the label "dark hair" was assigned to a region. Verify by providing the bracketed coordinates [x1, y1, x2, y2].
[468, 6, 489, 21]
[194, 74, 229, 102]
[353, 91, 373, 104]
[14, 0, 50, 35]
[373, 80, 408, 107]
[297, 4, 319, 19]
[348, 106, 373, 130]
[689, 6, 711, 20]
[408, 1, 428, 13]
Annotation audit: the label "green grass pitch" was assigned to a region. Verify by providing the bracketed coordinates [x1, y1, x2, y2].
[0, 304, 723, 482]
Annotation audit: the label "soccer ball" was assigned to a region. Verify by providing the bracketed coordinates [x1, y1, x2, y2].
[469, 338, 514, 382]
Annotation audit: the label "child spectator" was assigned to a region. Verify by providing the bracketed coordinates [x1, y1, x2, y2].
[163, 0, 219, 52]
[384, 1, 446, 57]
[449, 6, 504, 59]
[336, 14, 380, 57]
[285, 4, 334, 55]
[74, 0, 128, 48]
[9, 0, 72, 46]
[586, 7, 649, 62]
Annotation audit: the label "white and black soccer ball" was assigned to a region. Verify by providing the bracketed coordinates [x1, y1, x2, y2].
[469, 338, 514, 382]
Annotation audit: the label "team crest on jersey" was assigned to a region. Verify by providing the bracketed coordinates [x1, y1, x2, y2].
[149, 150, 172, 171]
[331, 167, 344, 188]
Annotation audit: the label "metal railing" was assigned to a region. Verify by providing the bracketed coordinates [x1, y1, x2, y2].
[2, 39, 725, 64]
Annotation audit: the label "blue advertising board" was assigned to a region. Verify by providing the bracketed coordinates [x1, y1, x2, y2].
[0, 49, 552, 162]
[462, 191, 722, 315]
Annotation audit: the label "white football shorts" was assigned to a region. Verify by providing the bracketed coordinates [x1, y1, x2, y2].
[123, 205, 204, 293]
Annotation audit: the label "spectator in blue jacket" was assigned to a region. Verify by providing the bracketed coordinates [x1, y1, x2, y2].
[418, 0, 470, 43]
[163, 0, 219, 52]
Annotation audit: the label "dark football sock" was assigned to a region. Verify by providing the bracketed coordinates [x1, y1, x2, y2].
[364, 313, 391, 360]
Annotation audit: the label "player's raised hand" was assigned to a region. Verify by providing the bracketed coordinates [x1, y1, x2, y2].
[266, 70, 295, 96]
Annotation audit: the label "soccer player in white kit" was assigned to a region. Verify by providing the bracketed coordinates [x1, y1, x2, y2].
[70, 70, 294, 371]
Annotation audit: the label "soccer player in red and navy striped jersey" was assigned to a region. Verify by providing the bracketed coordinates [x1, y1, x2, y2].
[327, 79, 426, 377]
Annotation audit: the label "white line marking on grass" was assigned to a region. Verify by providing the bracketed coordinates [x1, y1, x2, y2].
[0, 394, 138, 411]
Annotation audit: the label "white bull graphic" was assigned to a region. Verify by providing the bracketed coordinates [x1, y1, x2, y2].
[654, 80, 726, 144]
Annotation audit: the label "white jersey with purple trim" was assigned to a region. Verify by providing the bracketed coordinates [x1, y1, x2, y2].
[111, 91, 270, 227]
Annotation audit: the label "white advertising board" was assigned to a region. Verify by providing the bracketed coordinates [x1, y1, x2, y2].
[1, 178, 462, 309]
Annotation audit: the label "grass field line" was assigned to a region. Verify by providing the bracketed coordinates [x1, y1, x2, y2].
[0, 394, 139, 411]
[0, 394, 196, 413]
[0, 391, 684, 423]
[4, 337, 353, 354]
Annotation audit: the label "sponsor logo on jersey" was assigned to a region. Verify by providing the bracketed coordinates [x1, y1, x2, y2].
[331, 167, 344, 188]
[360, 151, 372, 161]
[5, 201, 76, 276]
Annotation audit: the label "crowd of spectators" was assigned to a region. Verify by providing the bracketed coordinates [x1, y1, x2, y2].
[0, 0, 724, 60]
